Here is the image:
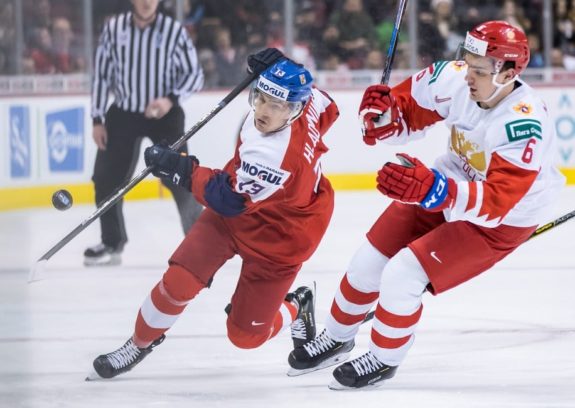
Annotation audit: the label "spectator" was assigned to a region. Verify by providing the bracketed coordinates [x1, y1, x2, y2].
[327, 0, 377, 69]
[431, 0, 463, 59]
[527, 33, 545, 68]
[27, 27, 55, 74]
[212, 26, 247, 87]
[198, 48, 220, 89]
[364, 49, 384, 70]
[51, 17, 77, 73]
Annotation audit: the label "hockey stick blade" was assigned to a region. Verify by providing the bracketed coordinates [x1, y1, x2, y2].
[28, 259, 47, 283]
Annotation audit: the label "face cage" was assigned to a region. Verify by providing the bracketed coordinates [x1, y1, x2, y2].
[248, 86, 305, 126]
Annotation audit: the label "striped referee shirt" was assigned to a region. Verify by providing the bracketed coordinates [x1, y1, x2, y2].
[92, 11, 204, 122]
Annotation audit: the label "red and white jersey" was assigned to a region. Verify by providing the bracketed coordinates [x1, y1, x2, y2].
[192, 87, 340, 264]
[387, 61, 565, 228]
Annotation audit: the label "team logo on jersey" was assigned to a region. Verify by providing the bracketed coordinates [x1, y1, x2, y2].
[451, 61, 466, 71]
[450, 127, 486, 172]
[299, 74, 307, 85]
[505, 119, 542, 142]
[512, 102, 533, 115]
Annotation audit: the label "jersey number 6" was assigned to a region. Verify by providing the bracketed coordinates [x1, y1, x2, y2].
[521, 138, 537, 164]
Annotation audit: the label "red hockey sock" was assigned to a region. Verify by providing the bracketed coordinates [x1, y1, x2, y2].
[134, 264, 204, 348]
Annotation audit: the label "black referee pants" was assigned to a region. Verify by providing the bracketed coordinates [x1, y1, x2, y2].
[92, 104, 203, 250]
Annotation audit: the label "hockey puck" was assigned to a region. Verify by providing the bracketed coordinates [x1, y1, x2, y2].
[52, 189, 73, 211]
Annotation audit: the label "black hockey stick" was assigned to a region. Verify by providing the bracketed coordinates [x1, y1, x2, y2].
[29, 67, 273, 282]
[380, 0, 408, 85]
[361, 208, 575, 324]
[361, 0, 408, 136]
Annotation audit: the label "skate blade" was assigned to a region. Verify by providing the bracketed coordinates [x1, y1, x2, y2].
[85, 370, 103, 381]
[287, 352, 351, 377]
[328, 379, 385, 391]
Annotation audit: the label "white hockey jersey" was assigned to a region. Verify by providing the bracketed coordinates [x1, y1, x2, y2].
[387, 60, 565, 228]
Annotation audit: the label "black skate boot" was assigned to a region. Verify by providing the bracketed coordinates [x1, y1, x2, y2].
[287, 328, 354, 376]
[84, 243, 122, 267]
[87, 335, 165, 380]
[286, 285, 316, 349]
[329, 351, 397, 390]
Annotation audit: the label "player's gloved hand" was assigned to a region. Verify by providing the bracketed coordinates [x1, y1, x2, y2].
[144, 143, 199, 190]
[377, 153, 454, 211]
[359, 84, 403, 145]
[247, 48, 285, 75]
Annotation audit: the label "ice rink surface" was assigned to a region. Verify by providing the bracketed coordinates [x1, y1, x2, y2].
[1, 189, 574, 408]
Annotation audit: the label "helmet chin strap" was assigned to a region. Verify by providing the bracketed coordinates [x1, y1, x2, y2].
[477, 73, 519, 104]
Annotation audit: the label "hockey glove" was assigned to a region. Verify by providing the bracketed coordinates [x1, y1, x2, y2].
[204, 172, 246, 217]
[359, 84, 403, 145]
[247, 48, 285, 75]
[144, 144, 198, 190]
[377, 153, 454, 211]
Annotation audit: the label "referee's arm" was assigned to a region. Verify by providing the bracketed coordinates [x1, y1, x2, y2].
[91, 21, 114, 125]
[169, 26, 204, 103]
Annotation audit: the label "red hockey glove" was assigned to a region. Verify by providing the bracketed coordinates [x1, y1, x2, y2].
[377, 153, 454, 211]
[359, 84, 403, 145]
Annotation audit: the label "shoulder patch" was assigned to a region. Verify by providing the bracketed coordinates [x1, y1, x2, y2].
[505, 119, 542, 142]
[512, 102, 533, 115]
[428, 61, 449, 84]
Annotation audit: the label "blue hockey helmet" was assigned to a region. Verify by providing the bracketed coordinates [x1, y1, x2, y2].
[249, 59, 313, 130]
[256, 59, 313, 104]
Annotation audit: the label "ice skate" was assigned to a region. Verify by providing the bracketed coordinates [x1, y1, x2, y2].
[84, 243, 122, 267]
[287, 328, 354, 376]
[86, 335, 165, 380]
[286, 285, 316, 349]
[328, 351, 397, 390]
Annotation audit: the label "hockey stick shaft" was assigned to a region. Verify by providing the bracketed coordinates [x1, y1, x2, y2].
[380, 0, 408, 85]
[361, 208, 575, 324]
[530, 209, 575, 238]
[35, 72, 259, 264]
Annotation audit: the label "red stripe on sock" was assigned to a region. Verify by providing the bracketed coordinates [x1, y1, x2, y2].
[150, 282, 188, 316]
[371, 328, 411, 349]
[331, 300, 368, 325]
[340, 274, 379, 305]
[375, 303, 423, 329]
[134, 310, 167, 348]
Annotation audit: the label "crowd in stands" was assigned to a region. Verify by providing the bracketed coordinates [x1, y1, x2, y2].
[1, 0, 575, 85]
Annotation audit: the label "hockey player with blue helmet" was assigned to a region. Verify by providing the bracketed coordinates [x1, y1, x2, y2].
[89, 49, 340, 380]
[249, 58, 314, 132]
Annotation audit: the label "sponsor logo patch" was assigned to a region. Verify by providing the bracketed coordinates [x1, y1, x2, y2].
[505, 119, 542, 142]
[257, 76, 289, 101]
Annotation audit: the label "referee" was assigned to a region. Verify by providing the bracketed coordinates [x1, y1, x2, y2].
[86, 0, 204, 266]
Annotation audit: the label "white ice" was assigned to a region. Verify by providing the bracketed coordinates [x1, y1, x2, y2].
[1, 189, 574, 408]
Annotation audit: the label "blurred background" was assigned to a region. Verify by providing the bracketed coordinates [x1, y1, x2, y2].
[1, 0, 574, 85]
[1, 0, 575, 211]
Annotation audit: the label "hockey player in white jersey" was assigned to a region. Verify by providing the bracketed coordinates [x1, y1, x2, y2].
[288, 20, 565, 389]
